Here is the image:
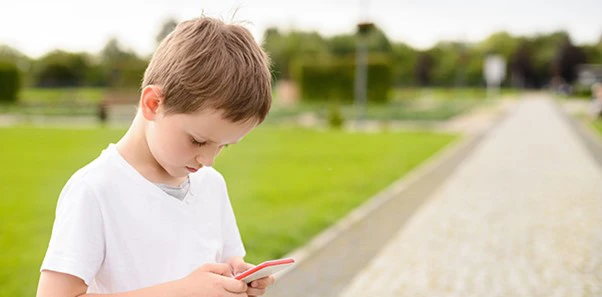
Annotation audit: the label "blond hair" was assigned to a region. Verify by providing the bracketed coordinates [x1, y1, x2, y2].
[142, 17, 272, 123]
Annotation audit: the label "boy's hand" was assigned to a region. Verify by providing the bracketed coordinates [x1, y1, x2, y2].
[226, 256, 276, 297]
[181, 263, 248, 297]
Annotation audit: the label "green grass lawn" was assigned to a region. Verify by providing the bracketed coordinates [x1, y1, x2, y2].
[0, 125, 456, 296]
[592, 120, 602, 134]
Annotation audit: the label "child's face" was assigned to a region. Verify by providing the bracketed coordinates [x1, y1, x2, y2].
[146, 108, 257, 178]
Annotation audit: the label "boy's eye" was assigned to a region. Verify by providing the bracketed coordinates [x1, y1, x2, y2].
[191, 137, 206, 147]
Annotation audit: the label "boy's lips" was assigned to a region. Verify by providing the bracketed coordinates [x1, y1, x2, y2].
[186, 166, 199, 173]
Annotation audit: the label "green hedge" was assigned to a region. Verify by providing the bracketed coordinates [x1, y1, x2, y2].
[0, 62, 20, 103]
[296, 59, 392, 103]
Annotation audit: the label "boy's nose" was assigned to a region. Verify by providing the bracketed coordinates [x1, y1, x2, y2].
[196, 147, 220, 167]
[196, 155, 215, 167]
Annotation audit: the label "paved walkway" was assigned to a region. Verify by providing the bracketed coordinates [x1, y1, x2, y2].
[339, 95, 602, 297]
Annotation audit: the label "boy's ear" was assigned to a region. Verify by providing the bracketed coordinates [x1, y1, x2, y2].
[140, 85, 163, 121]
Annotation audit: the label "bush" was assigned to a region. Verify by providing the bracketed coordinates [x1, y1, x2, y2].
[36, 63, 81, 87]
[0, 62, 20, 103]
[328, 101, 344, 129]
[296, 58, 392, 104]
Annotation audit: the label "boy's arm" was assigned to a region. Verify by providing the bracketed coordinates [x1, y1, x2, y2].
[36, 270, 187, 297]
[36, 264, 248, 297]
[37, 271, 88, 297]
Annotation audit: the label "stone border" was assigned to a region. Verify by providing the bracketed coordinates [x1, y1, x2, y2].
[555, 100, 602, 168]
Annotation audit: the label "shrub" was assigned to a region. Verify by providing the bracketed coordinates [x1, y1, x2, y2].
[0, 61, 20, 103]
[296, 58, 392, 104]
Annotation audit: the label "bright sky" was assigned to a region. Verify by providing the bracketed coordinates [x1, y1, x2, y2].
[1, 0, 601, 58]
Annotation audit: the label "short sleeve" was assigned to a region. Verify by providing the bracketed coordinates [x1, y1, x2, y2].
[41, 178, 105, 286]
[218, 179, 246, 262]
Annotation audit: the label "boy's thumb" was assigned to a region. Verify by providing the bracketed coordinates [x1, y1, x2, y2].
[204, 263, 234, 277]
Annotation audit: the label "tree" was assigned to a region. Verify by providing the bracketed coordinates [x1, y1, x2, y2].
[34, 50, 91, 87]
[0, 61, 20, 102]
[0, 45, 28, 63]
[263, 27, 291, 80]
[100, 38, 148, 88]
[326, 25, 392, 58]
[530, 31, 571, 86]
[263, 28, 328, 80]
[328, 34, 356, 57]
[427, 41, 470, 86]
[391, 42, 417, 86]
[463, 49, 485, 87]
[552, 37, 587, 84]
[479, 31, 520, 59]
[582, 44, 601, 64]
[415, 52, 433, 86]
[510, 41, 536, 88]
[156, 18, 179, 45]
[0, 45, 32, 86]
[362, 25, 393, 54]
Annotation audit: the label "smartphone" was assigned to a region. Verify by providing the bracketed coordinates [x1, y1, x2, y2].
[234, 258, 295, 283]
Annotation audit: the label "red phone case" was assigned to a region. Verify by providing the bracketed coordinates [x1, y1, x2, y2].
[234, 258, 295, 281]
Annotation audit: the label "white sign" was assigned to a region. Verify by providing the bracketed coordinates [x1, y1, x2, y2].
[484, 55, 506, 86]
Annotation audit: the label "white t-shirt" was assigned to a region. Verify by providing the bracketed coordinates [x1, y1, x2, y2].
[41, 144, 246, 294]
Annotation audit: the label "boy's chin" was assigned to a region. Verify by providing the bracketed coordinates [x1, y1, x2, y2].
[163, 167, 191, 178]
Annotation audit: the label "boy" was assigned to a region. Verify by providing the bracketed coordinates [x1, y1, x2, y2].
[36, 16, 274, 297]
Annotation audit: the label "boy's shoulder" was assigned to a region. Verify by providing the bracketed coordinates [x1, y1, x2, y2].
[66, 144, 127, 189]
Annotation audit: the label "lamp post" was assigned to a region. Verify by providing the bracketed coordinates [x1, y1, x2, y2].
[355, 22, 373, 127]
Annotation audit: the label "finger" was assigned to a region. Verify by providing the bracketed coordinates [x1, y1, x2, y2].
[204, 263, 234, 277]
[234, 262, 254, 275]
[250, 276, 276, 289]
[224, 292, 247, 297]
[247, 287, 267, 296]
[222, 277, 248, 294]
[227, 257, 254, 275]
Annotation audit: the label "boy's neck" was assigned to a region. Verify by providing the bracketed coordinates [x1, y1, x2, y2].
[116, 113, 187, 187]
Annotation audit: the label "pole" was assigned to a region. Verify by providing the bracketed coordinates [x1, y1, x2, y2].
[355, 31, 368, 126]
